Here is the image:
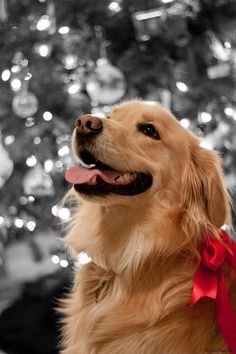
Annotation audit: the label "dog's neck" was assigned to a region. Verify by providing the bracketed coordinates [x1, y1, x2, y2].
[65, 201, 196, 275]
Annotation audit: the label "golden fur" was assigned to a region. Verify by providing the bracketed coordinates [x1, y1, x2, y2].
[61, 101, 235, 354]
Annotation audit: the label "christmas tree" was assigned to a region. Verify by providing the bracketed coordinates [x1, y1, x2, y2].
[0, 0, 236, 279]
[0, 0, 236, 353]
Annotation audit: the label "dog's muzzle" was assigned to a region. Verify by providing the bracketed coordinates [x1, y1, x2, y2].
[67, 114, 153, 197]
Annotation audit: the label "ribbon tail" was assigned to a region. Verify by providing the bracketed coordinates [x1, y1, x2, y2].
[216, 272, 236, 353]
[191, 264, 218, 305]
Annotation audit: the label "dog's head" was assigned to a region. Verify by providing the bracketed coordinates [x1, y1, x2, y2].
[66, 100, 231, 232]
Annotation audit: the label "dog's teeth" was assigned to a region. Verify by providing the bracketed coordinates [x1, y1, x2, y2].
[123, 173, 132, 182]
[90, 175, 97, 185]
[115, 173, 137, 184]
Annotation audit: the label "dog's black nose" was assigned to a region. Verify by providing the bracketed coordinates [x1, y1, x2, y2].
[75, 115, 103, 136]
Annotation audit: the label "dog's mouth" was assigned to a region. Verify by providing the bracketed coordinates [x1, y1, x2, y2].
[65, 149, 152, 196]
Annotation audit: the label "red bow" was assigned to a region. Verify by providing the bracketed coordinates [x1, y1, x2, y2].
[191, 230, 236, 353]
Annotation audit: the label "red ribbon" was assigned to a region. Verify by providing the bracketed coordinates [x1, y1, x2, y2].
[191, 230, 236, 353]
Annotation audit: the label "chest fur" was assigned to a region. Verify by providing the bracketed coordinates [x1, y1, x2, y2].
[62, 262, 228, 354]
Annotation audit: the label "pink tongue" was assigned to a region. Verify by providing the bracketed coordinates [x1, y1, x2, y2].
[65, 166, 122, 185]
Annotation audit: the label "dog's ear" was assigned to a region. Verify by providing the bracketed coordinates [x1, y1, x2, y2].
[181, 145, 231, 231]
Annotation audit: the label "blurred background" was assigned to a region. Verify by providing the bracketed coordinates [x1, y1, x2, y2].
[0, 0, 236, 353]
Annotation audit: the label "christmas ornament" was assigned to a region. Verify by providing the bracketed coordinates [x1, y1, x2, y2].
[132, 1, 192, 44]
[23, 164, 55, 197]
[86, 58, 126, 105]
[0, 137, 14, 188]
[132, 8, 166, 41]
[12, 91, 39, 118]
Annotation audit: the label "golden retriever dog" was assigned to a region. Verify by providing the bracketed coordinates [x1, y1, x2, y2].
[61, 101, 235, 354]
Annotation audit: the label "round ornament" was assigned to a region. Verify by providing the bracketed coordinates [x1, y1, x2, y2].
[86, 58, 126, 105]
[12, 91, 39, 118]
[0, 140, 14, 188]
[23, 164, 55, 197]
[62, 54, 79, 70]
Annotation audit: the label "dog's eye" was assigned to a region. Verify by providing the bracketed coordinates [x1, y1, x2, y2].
[137, 124, 161, 140]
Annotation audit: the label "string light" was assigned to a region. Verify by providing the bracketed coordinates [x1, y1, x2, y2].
[43, 111, 53, 121]
[198, 112, 212, 123]
[44, 159, 53, 172]
[180, 118, 190, 129]
[38, 44, 50, 57]
[176, 82, 188, 92]
[26, 155, 37, 167]
[68, 82, 81, 94]
[36, 15, 51, 31]
[58, 26, 70, 34]
[200, 139, 214, 150]
[5, 135, 15, 145]
[76, 252, 92, 265]
[51, 205, 58, 216]
[225, 107, 234, 116]
[14, 218, 24, 228]
[58, 208, 70, 220]
[51, 205, 70, 220]
[10, 78, 21, 91]
[62, 54, 78, 70]
[224, 106, 236, 120]
[1, 69, 11, 81]
[58, 145, 69, 156]
[60, 259, 69, 268]
[26, 220, 36, 231]
[33, 137, 41, 144]
[224, 42, 231, 49]
[51, 255, 60, 264]
[108, 1, 122, 13]
[11, 65, 20, 73]
[24, 73, 32, 80]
